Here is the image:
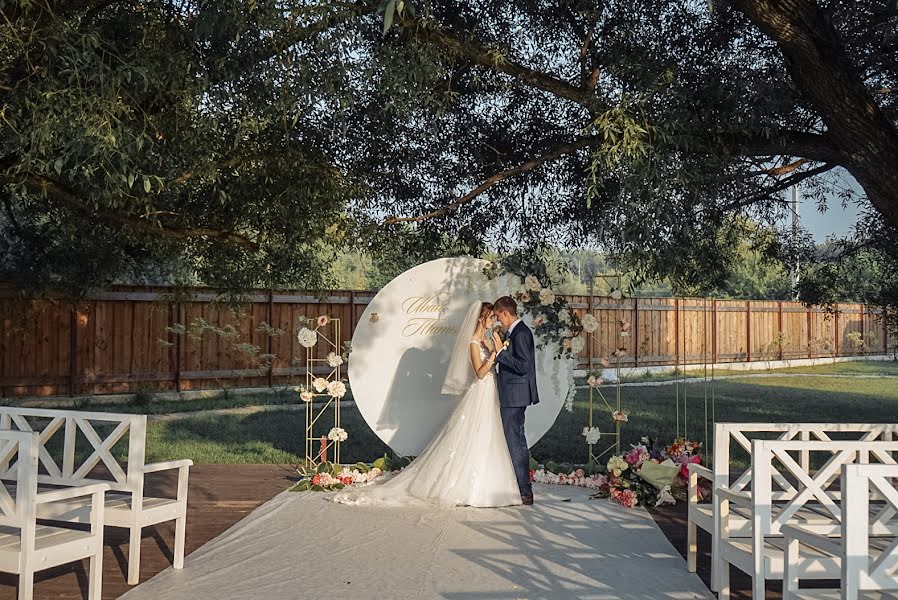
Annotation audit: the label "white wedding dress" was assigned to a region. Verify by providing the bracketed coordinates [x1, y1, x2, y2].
[332, 339, 522, 508]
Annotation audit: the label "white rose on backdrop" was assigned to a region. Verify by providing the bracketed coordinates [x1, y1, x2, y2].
[581, 313, 598, 333]
[312, 377, 328, 392]
[524, 274, 542, 292]
[297, 327, 318, 348]
[326, 380, 347, 399]
[557, 308, 570, 324]
[300, 389, 315, 403]
[327, 352, 344, 368]
[570, 336, 585, 353]
[539, 289, 556, 305]
[610, 289, 623, 300]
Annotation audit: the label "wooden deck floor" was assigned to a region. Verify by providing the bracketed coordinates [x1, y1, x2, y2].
[0, 465, 294, 600]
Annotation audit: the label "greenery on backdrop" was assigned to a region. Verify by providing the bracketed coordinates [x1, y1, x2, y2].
[1, 1, 896, 332]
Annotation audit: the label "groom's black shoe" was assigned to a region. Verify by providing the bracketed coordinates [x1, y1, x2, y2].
[521, 495, 534, 505]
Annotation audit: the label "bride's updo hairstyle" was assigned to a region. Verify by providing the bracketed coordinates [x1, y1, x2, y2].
[477, 302, 494, 328]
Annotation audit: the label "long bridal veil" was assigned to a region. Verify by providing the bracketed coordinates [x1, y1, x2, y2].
[440, 300, 483, 396]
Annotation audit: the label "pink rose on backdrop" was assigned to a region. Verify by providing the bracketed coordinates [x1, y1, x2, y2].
[574, 468, 585, 478]
[317, 315, 330, 327]
[600, 356, 610, 367]
[520, 292, 531, 303]
[533, 314, 546, 326]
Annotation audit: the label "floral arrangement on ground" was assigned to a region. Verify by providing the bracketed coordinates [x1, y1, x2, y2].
[289, 453, 414, 492]
[530, 436, 709, 508]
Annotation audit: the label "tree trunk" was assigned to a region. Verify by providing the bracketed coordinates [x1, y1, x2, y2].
[731, 0, 898, 230]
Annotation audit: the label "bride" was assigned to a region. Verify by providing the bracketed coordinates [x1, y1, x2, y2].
[332, 301, 523, 508]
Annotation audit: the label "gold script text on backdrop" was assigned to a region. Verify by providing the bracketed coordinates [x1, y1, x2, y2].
[401, 293, 459, 337]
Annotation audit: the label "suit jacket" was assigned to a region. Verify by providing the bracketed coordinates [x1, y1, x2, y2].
[495, 322, 540, 407]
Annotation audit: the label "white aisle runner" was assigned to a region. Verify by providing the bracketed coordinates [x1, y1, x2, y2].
[121, 484, 713, 600]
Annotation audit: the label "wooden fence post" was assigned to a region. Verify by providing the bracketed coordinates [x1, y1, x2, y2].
[712, 299, 718, 364]
[674, 297, 680, 367]
[174, 302, 183, 393]
[807, 306, 813, 359]
[267, 289, 274, 388]
[861, 303, 866, 356]
[777, 301, 784, 361]
[349, 290, 357, 341]
[746, 300, 752, 362]
[632, 296, 639, 367]
[68, 304, 77, 397]
[833, 303, 842, 356]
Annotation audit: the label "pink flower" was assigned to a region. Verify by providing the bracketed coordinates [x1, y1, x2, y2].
[620, 320, 631, 332]
[340, 476, 353, 485]
[317, 315, 330, 327]
[519, 293, 531, 303]
[587, 375, 604, 388]
[624, 446, 649, 467]
[612, 489, 638, 508]
[311, 474, 321, 485]
[574, 468, 585, 478]
[600, 356, 610, 367]
[533, 314, 546, 327]
[612, 410, 629, 423]
[563, 339, 572, 349]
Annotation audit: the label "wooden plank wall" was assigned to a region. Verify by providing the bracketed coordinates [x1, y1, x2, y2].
[0, 286, 893, 397]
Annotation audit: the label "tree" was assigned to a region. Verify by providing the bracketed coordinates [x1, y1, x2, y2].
[0, 0, 361, 294]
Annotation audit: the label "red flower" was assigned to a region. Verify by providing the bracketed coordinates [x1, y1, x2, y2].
[680, 455, 701, 478]
[311, 474, 321, 485]
[529, 469, 536, 482]
[340, 476, 353, 485]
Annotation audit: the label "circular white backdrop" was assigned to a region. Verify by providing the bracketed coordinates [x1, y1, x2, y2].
[348, 257, 571, 456]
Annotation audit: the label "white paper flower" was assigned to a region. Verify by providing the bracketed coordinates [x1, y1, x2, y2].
[570, 336, 585, 353]
[327, 427, 348, 442]
[581, 314, 598, 333]
[539, 289, 556, 306]
[326, 380, 347, 399]
[524, 274, 542, 292]
[312, 377, 328, 392]
[582, 426, 602, 445]
[297, 327, 317, 348]
[327, 352, 344, 368]
[300, 389, 314, 403]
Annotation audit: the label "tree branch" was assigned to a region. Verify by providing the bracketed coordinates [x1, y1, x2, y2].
[721, 163, 836, 212]
[383, 136, 599, 225]
[6, 174, 259, 250]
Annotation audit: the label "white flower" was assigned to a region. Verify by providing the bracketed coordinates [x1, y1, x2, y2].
[557, 308, 570, 324]
[327, 352, 344, 368]
[539, 289, 556, 306]
[524, 274, 542, 292]
[312, 377, 328, 392]
[655, 486, 676, 507]
[610, 289, 623, 300]
[296, 327, 317, 348]
[570, 336, 585, 353]
[326, 380, 347, 399]
[300, 389, 314, 403]
[587, 375, 604, 388]
[327, 427, 348, 442]
[607, 455, 628, 477]
[317, 315, 330, 327]
[581, 314, 598, 333]
[582, 426, 602, 445]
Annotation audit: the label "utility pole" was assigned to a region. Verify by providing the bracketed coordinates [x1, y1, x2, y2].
[791, 185, 800, 301]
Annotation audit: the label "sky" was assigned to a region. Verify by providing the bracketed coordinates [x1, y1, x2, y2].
[785, 169, 864, 242]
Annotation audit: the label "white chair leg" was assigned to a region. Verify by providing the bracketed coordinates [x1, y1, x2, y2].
[687, 519, 697, 572]
[127, 525, 142, 585]
[17, 568, 34, 600]
[89, 550, 103, 600]
[717, 561, 730, 600]
[783, 537, 799, 600]
[174, 515, 186, 569]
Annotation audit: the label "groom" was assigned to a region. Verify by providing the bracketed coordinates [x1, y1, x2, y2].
[491, 296, 539, 506]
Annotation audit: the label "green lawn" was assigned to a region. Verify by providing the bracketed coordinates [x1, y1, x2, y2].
[128, 365, 898, 466]
[617, 358, 898, 382]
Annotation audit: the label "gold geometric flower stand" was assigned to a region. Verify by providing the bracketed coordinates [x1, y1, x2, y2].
[302, 318, 344, 468]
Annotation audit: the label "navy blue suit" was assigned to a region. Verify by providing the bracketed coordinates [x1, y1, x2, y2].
[495, 321, 539, 498]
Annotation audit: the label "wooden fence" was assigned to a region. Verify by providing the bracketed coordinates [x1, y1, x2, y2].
[0, 285, 893, 398]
